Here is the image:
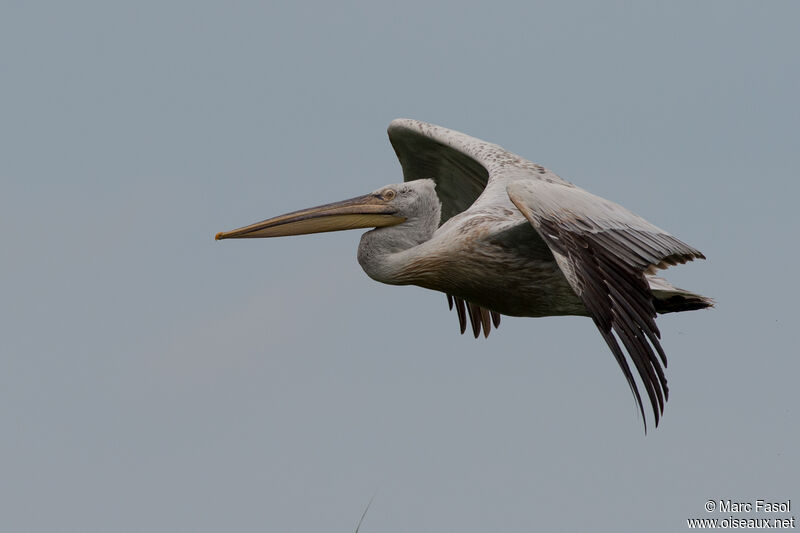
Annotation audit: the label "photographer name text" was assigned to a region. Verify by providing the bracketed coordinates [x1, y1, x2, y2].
[706, 500, 791, 514]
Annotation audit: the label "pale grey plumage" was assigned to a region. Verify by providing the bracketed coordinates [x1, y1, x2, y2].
[217, 118, 712, 430]
[382, 119, 711, 429]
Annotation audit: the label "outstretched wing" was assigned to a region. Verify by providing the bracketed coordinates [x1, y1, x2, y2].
[387, 118, 569, 338]
[387, 118, 569, 225]
[388, 119, 490, 224]
[507, 180, 705, 430]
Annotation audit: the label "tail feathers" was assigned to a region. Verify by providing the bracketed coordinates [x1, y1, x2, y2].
[648, 276, 714, 314]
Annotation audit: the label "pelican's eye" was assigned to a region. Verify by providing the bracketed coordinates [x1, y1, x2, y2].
[381, 189, 397, 201]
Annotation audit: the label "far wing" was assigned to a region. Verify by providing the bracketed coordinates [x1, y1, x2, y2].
[446, 294, 502, 339]
[507, 180, 705, 430]
[388, 119, 493, 224]
[388, 118, 573, 339]
[388, 118, 534, 336]
[387, 118, 571, 225]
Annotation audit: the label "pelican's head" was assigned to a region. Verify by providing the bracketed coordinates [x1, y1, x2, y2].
[215, 179, 439, 240]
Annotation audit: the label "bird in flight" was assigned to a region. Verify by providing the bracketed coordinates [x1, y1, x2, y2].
[216, 119, 711, 430]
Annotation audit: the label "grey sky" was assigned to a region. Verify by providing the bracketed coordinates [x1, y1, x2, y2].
[2, 1, 798, 531]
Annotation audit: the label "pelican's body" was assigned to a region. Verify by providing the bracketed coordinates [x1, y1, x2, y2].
[217, 119, 711, 430]
[357, 188, 583, 317]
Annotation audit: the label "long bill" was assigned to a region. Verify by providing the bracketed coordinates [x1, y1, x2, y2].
[215, 193, 406, 240]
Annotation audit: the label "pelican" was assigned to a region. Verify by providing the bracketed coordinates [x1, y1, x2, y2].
[216, 119, 711, 430]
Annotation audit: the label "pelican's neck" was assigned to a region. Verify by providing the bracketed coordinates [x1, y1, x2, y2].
[357, 199, 440, 285]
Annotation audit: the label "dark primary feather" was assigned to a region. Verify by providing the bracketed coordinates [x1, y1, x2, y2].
[387, 119, 708, 430]
[537, 219, 671, 429]
[446, 294, 500, 338]
[508, 180, 706, 430]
